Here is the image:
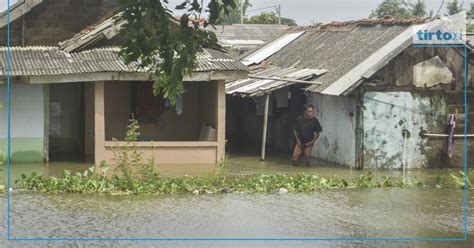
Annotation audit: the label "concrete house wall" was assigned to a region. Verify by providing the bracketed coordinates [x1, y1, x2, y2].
[0, 84, 45, 162]
[95, 81, 227, 165]
[362, 91, 447, 169]
[308, 94, 357, 167]
[360, 46, 473, 169]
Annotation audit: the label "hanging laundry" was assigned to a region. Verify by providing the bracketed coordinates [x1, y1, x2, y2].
[275, 88, 289, 108]
[175, 94, 183, 115]
[174, 86, 188, 115]
[447, 114, 456, 159]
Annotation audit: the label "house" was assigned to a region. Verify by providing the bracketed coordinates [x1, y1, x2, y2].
[227, 17, 473, 169]
[0, 0, 248, 165]
[206, 24, 288, 58]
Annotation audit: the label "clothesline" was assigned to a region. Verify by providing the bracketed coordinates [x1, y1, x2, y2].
[364, 97, 473, 116]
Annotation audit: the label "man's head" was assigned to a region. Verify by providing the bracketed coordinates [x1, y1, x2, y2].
[303, 103, 315, 118]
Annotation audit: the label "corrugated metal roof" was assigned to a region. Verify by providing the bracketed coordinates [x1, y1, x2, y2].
[206, 24, 288, 46]
[226, 66, 327, 96]
[0, 46, 248, 77]
[241, 31, 305, 66]
[233, 17, 448, 96]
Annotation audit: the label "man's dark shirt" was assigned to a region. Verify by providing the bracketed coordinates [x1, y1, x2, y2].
[294, 116, 323, 144]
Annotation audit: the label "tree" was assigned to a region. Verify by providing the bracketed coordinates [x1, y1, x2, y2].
[409, 0, 427, 17]
[446, 0, 464, 15]
[245, 12, 297, 26]
[370, 0, 412, 19]
[370, 0, 431, 19]
[116, 0, 236, 104]
[218, 0, 252, 24]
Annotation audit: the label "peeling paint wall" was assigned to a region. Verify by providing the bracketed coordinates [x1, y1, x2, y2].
[362, 91, 446, 169]
[0, 84, 45, 162]
[308, 94, 357, 167]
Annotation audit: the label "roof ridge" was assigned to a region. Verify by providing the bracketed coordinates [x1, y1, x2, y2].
[289, 17, 434, 31]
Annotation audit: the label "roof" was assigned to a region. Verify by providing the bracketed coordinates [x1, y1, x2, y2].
[239, 17, 437, 96]
[226, 66, 327, 97]
[206, 24, 288, 47]
[0, 0, 43, 28]
[59, 12, 125, 52]
[0, 46, 248, 77]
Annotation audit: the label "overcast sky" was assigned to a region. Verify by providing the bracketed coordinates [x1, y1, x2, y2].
[1, 0, 473, 25]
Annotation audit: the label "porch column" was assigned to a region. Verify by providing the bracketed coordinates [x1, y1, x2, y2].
[216, 80, 226, 162]
[94, 81, 106, 164]
[261, 93, 270, 161]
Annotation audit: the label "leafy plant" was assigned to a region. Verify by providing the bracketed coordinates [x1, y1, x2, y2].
[14, 170, 426, 194]
[436, 169, 473, 189]
[116, 0, 236, 105]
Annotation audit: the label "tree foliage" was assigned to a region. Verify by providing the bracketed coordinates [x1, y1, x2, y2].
[370, 0, 430, 19]
[446, 0, 464, 15]
[245, 12, 297, 26]
[218, 0, 252, 24]
[116, 0, 236, 105]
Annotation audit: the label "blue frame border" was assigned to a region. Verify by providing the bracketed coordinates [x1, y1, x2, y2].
[4, 2, 469, 241]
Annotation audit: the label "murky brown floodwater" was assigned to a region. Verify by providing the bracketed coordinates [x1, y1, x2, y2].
[0, 155, 472, 247]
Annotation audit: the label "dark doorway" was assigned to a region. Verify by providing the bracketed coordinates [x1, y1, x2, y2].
[48, 83, 85, 162]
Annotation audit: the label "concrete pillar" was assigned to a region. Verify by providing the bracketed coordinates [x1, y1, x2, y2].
[216, 80, 226, 162]
[94, 81, 105, 164]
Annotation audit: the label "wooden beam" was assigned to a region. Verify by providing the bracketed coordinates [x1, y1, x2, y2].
[261, 94, 270, 161]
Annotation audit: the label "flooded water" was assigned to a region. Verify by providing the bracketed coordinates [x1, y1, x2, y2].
[0, 155, 473, 247]
[0, 189, 472, 247]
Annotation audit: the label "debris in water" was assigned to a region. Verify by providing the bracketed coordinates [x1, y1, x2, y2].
[278, 188, 288, 193]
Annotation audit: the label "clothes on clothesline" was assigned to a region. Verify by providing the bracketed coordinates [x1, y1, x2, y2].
[447, 114, 456, 159]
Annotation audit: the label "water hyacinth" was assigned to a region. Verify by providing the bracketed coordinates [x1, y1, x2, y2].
[14, 170, 425, 194]
[436, 169, 473, 189]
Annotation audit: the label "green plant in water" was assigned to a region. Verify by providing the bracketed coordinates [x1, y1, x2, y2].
[436, 169, 473, 189]
[14, 170, 426, 194]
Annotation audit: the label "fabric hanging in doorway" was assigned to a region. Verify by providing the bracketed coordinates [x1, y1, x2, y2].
[274, 88, 289, 108]
[135, 82, 169, 121]
[253, 96, 273, 116]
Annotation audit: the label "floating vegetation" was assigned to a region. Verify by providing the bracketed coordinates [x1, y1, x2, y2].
[436, 169, 473, 189]
[14, 171, 424, 194]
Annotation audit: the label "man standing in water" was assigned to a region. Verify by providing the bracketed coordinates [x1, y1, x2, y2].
[292, 104, 322, 166]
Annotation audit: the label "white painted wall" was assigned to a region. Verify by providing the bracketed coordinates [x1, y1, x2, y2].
[0, 84, 45, 138]
[308, 93, 357, 167]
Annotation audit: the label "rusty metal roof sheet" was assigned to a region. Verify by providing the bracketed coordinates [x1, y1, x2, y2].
[226, 66, 327, 97]
[0, 46, 248, 77]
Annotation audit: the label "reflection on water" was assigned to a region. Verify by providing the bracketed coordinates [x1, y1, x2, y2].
[0, 154, 472, 247]
[0, 153, 465, 184]
[0, 189, 472, 247]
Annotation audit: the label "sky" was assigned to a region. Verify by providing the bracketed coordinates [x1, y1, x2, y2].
[0, 0, 473, 25]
